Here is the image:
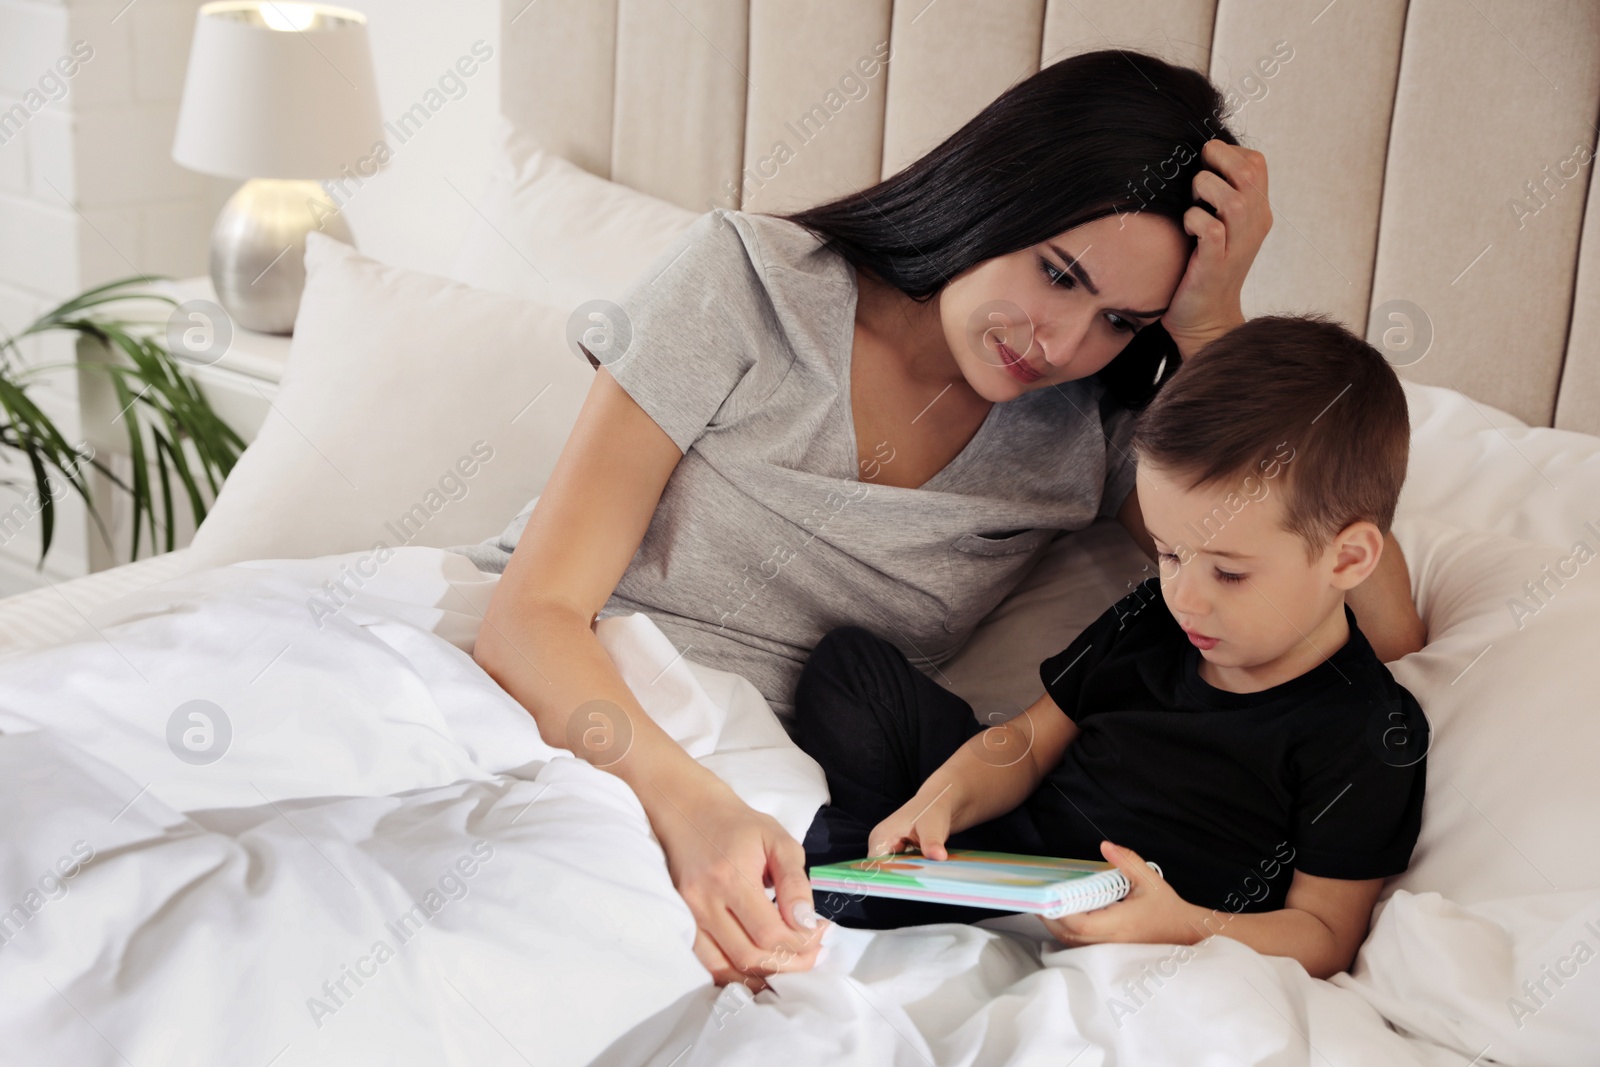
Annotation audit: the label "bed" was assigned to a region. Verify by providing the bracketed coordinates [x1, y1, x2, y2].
[3, 2, 1598, 1064]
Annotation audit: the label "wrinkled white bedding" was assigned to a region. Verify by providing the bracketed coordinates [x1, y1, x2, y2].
[1, 381, 1598, 1066]
[0, 549, 816, 1066]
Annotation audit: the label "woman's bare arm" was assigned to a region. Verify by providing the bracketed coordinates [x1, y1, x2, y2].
[474, 369, 823, 986]
[1346, 531, 1427, 662]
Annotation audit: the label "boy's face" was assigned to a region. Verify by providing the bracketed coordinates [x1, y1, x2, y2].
[1134, 461, 1380, 689]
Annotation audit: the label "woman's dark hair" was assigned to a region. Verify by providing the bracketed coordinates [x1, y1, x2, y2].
[778, 49, 1238, 407]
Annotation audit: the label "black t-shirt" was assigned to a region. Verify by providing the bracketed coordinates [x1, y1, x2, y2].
[1031, 577, 1428, 914]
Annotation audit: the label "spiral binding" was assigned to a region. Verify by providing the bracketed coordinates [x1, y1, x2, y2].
[1041, 861, 1164, 918]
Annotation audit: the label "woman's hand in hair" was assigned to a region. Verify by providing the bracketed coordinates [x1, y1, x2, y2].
[1161, 140, 1273, 360]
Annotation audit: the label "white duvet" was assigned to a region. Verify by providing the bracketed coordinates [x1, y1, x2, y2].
[0, 381, 1597, 1066]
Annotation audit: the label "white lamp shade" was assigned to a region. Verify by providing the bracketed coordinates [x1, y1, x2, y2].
[173, 2, 385, 180]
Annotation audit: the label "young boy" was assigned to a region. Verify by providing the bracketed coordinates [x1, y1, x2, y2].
[794, 315, 1429, 979]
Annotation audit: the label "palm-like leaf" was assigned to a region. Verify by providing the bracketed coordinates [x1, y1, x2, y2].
[0, 277, 247, 566]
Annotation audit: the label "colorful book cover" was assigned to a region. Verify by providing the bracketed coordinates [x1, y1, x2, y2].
[809, 849, 1154, 918]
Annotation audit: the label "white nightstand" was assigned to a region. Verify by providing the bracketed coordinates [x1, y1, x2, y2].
[76, 277, 291, 571]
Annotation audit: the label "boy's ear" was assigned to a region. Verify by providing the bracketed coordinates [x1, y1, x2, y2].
[1327, 520, 1385, 590]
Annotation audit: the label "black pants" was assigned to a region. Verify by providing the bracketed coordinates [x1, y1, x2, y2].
[793, 625, 1048, 929]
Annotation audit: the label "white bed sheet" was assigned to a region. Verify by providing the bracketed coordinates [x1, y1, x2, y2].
[0, 547, 820, 1067]
[0, 543, 1458, 1067]
[0, 548, 197, 658]
[0, 380, 1596, 1066]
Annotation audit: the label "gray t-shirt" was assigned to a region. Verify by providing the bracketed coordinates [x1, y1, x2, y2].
[455, 209, 1136, 720]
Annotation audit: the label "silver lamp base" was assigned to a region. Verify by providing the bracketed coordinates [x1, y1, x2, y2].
[209, 178, 352, 336]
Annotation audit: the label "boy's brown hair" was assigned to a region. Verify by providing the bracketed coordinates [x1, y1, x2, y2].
[1131, 314, 1410, 558]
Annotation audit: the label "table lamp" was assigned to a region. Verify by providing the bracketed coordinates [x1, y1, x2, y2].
[172, 2, 384, 334]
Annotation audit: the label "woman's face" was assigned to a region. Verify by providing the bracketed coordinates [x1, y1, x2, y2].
[938, 213, 1190, 402]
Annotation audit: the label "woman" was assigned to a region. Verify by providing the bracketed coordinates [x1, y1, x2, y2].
[472, 50, 1426, 989]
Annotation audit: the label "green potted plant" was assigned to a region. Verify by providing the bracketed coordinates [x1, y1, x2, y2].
[0, 277, 246, 567]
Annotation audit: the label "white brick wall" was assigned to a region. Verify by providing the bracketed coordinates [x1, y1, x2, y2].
[0, 2, 67, 84]
[0, 0, 231, 594]
[0, 0, 504, 596]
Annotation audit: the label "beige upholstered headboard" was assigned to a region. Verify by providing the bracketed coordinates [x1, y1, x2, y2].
[501, 0, 1600, 434]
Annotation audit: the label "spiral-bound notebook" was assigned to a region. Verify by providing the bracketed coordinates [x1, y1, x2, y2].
[809, 849, 1159, 918]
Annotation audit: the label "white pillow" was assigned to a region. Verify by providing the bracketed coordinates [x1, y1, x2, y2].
[1400, 379, 1600, 545]
[1383, 516, 1600, 903]
[448, 116, 699, 309]
[1331, 516, 1600, 1065]
[187, 234, 595, 567]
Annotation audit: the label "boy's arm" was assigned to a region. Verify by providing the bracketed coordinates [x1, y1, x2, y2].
[870, 577, 1132, 860]
[1200, 869, 1384, 978]
[868, 691, 1080, 860]
[1043, 842, 1383, 979]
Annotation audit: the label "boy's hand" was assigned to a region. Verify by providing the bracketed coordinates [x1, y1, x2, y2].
[868, 785, 959, 861]
[1041, 841, 1205, 947]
